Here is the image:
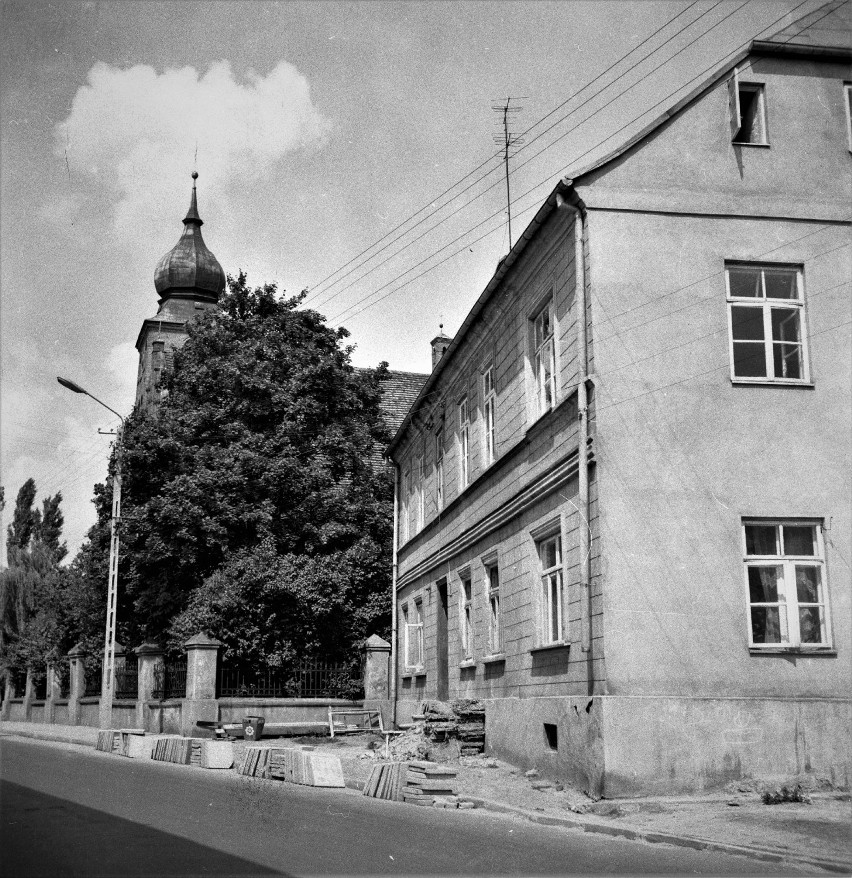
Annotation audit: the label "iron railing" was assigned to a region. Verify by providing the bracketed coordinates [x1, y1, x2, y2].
[217, 658, 363, 700]
[57, 664, 71, 699]
[84, 665, 103, 697]
[152, 660, 187, 700]
[32, 675, 47, 700]
[114, 662, 139, 700]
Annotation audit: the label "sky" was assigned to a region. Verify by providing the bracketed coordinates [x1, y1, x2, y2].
[1, 0, 822, 561]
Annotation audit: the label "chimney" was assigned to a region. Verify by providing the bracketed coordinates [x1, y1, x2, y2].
[430, 325, 451, 370]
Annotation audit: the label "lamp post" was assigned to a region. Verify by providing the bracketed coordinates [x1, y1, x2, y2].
[57, 376, 124, 729]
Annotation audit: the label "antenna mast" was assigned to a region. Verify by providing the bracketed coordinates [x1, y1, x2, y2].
[492, 97, 525, 250]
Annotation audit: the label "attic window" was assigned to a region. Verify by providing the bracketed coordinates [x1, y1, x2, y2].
[729, 71, 768, 145]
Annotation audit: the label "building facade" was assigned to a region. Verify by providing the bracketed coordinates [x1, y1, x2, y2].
[389, 9, 851, 796]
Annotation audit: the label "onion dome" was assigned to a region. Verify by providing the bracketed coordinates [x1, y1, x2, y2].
[154, 172, 225, 302]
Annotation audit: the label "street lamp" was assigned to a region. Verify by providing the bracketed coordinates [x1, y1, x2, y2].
[57, 376, 125, 730]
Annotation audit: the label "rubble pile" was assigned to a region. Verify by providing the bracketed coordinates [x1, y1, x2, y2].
[419, 699, 486, 756]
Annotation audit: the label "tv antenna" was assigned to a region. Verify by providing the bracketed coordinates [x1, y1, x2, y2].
[492, 97, 525, 250]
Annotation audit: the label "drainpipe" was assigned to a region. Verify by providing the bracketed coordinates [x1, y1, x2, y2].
[390, 461, 400, 727]
[556, 192, 592, 661]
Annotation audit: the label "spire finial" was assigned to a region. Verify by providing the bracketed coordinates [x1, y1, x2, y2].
[184, 172, 202, 226]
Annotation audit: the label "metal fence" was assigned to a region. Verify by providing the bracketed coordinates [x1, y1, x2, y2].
[32, 675, 47, 700]
[114, 662, 139, 700]
[152, 660, 187, 700]
[217, 658, 363, 700]
[84, 665, 103, 697]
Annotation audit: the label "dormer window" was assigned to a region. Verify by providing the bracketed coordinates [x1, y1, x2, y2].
[728, 70, 768, 146]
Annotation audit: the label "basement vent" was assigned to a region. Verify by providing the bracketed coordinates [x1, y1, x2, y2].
[544, 723, 558, 751]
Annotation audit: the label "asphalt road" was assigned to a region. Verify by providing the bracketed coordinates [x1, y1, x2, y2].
[0, 736, 809, 877]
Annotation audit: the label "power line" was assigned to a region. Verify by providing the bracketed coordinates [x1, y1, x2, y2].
[305, 0, 721, 308]
[326, 0, 815, 326]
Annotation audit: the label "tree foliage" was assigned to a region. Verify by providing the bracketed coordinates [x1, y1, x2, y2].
[0, 481, 69, 674]
[103, 273, 393, 661]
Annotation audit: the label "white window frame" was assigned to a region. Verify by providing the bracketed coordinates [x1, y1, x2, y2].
[415, 454, 424, 533]
[482, 366, 496, 467]
[400, 468, 411, 544]
[537, 533, 564, 645]
[845, 82, 852, 152]
[486, 562, 502, 655]
[742, 519, 831, 650]
[728, 70, 768, 145]
[403, 600, 424, 669]
[435, 428, 445, 511]
[459, 571, 473, 660]
[458, 396, 470, 489]
[725, 263, 809, 384]
[532, 300, 556, 417]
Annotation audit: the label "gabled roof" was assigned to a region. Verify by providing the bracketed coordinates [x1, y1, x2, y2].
[760, 0, 850, 48]
[388, 1, 851, 454]
[377, 370, 429, 436]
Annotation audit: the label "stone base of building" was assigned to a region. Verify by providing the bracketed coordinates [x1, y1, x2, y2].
[483, 695, 851, 798]
[395, 695, 851, 798]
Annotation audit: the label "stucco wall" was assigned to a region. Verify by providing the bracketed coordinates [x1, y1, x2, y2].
[586, 207, 850, 700]
[599, 696, 851, 797]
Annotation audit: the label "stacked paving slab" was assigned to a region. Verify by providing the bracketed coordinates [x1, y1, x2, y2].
[239, 745, 345, 788]
[419, 699, 486, 755]
[363, 760, 472, 809]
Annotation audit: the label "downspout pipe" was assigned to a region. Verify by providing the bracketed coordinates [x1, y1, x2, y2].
[556, 192, 592, 661]
[390, 461, 400, 727]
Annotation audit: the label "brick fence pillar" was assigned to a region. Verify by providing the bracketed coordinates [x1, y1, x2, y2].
[362, 634, 392, 728]
[180, 633, 221, 737]
[67, 643, 87, 726]
[45, 663, 61, 724]
[0, 672, 14, 721]
[134, 642, 164, 731]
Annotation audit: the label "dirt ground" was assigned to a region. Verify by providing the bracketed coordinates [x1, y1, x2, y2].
[232, 731, 852, 869]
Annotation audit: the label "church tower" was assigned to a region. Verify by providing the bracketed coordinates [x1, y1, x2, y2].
[135, 172, 225, 414]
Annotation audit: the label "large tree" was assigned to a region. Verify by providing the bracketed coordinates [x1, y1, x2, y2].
[103, 273, 393, 662]
[0, 481, 69, 674]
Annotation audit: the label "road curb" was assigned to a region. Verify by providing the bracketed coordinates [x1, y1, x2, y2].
[465, 795, 852, 874]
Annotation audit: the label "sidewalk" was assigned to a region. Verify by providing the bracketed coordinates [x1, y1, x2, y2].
[4, 720, 850, 874]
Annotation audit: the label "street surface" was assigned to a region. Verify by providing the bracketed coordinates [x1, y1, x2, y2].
[1, 736, 810, 876]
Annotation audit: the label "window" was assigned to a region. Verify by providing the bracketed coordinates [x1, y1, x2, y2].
[435, 428, 445, 511]
[845, 83, 852, 151]
[728, 71, 767, 145]
[726, 264, 808, 383]
[487, 563, 502, 654]
[460, 572, 473, 660]
[400, 469, 410, 543]
[482, 366, 496, 466]
[404, 600, 424, 668]
[533, 301, 556, 416]
[415, 454, 424, 532]
[538, 534, 563, 644]
[743, 520, 830, 649]
[458, 397, 470, 488]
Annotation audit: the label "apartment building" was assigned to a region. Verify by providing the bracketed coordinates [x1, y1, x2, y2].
[388, 2, 851, 796]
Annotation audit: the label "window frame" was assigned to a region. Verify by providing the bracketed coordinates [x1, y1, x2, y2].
[742, 519, 832, 651]
[537, 532, 564, 646]
[482, 365, 496, 467]
[728, 71, 769, 146]
[486, 561, 502, 655]
[844, 82, 852, 152]
[458, 396, 470, 489]
[403, 599, 424, 669]
[415, 453, 424, 533]
[532, 299, 557, 418]
[725, 262, 810, 385]
[435, 427, 445, 511]
[459, 569, 474, 661]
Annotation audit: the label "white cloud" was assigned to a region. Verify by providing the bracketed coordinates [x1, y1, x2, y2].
[106, 341, 139, 405]
[55, 60, 332, 242]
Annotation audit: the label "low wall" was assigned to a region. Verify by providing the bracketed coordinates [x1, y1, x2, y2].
[600, 695, 852, 798]
[486, 696, 604, 797]
[78, 697, 100, 727]
[218, 698, 363, 725]
[53, 702, 70, 725]
[110, 702, 138, 729]
[7, 699, 25, 722]
[30, 703, 45, 723]
[143, 701, 183, 734]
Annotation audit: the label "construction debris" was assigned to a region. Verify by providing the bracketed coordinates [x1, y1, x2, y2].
[419, 699, 486, 755]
